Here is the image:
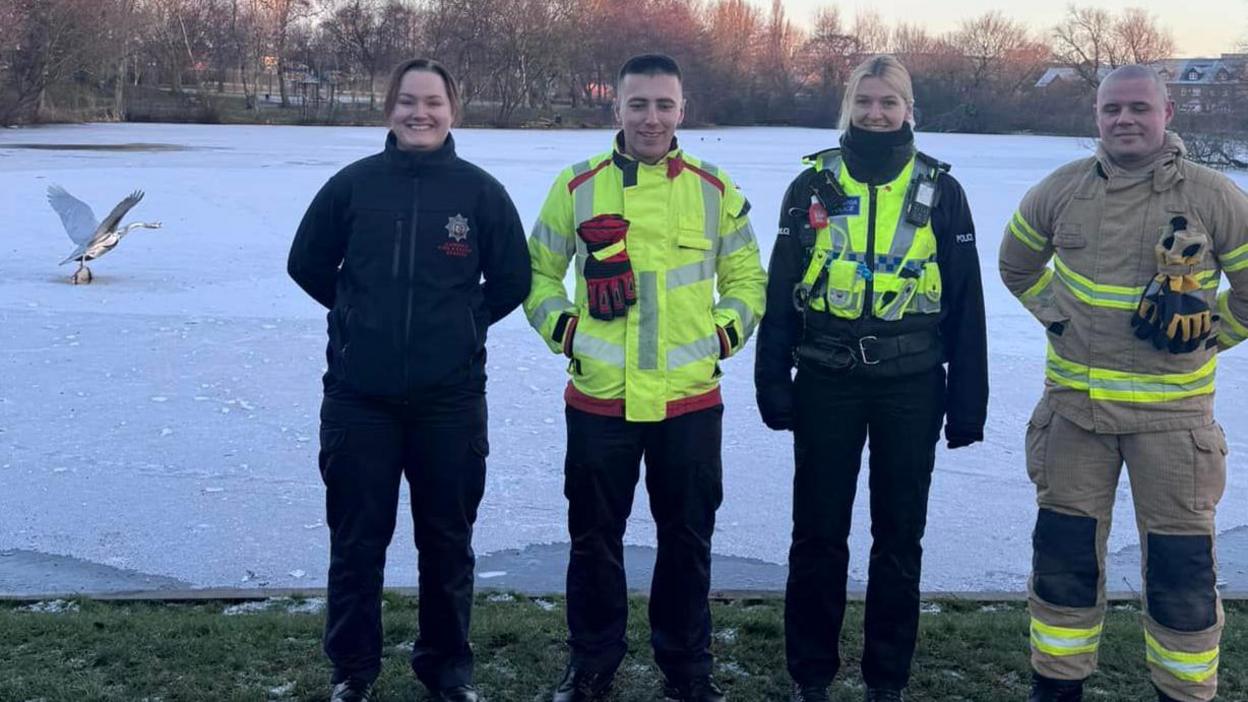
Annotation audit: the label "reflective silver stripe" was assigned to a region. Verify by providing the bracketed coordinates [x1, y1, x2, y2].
[638, 271, 659, 370]
[571, 160, 596, 226]
[719, 221, 756, 256]
[716, 296, 757, 337]
[668, 258, 715, 289]
[527, 295, 573, 330]
[574, 332, 625, 367]
[668, 333, 720, 369]
[531, 220, 574, 259]
[700, 161, 722, 253]
[886, 159, 934, 260]
[825, 156, 851, 254]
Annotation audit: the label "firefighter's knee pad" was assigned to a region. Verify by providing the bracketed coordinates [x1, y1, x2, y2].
[1146, 533, 1217, 631]
[1033, 508, 1099, 608]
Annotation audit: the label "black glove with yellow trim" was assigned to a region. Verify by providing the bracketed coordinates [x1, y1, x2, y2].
[1132, 216, 1213, 354]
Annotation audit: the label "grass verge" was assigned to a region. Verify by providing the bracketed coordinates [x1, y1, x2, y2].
[1, 595, 1242, 701]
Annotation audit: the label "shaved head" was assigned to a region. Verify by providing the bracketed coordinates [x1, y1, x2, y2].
[1097, 64, 1169, 104]
[1095, 64, 1174, 167]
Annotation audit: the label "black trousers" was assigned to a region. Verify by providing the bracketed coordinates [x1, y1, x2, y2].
[563, 404, 724, 683]
[318, 383, 488, 689]
[785, 366, 945, 690]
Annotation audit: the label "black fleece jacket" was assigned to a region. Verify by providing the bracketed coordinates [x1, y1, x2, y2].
[288, 132, 530, 398]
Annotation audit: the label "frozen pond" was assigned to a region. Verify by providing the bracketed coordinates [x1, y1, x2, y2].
[1, 123, 1246, 595]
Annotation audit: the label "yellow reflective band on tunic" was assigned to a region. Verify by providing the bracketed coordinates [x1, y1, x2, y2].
[1010, 211, 1046, 252]
[1145, 631, 1219, 683]
[527, 295, 574, 330]
[1046, 345, 1217, 402]
[1031, 619, 1102, 657]
[1223, 241, 1248, 273]
[1021, 268, 1055, 302]
[531, 220, 574, 259]
[1218, 291, 1248, 348]
[1054, 257, 1144, 311]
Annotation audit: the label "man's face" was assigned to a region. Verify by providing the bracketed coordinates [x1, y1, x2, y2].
[615, 72, 684, 164]
[1096, 76, 1174, 166]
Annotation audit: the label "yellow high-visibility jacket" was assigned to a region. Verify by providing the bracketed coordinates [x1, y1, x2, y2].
[524, 135, 767, 422]
[1000, 132, 1248, 433]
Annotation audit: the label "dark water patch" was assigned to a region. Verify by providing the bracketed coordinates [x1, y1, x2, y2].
[3, 143, 198, 152]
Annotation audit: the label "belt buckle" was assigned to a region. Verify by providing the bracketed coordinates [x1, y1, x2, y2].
[858, 336, 880, 365]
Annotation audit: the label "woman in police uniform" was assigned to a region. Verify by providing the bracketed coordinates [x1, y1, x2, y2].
[288, 58, 530, 702]
[754, 55, 988, 702]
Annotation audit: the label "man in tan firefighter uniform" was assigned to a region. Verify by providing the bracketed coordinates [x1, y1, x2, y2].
[523, 54, 766, 702]
[1000, 64, 1248, 702]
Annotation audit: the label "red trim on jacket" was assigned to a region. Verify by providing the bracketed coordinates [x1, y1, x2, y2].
[564, 383, 722, 420]
[567, 160, 612, 193]
[678, 159, 726, 194]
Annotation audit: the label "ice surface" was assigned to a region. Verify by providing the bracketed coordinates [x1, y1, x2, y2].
[1, 123, 1245, 593]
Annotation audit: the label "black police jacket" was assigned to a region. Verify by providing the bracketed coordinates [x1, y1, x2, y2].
[754, 160, 989, 444]
[288, 132, 530, 398]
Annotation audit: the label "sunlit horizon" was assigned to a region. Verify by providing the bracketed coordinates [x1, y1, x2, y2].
[772, 0, 1246, 58]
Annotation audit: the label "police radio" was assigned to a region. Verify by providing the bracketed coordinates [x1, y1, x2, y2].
[904, 178, 936, 227]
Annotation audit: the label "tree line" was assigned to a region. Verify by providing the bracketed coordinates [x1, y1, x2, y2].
[2, 0, 1243, 145]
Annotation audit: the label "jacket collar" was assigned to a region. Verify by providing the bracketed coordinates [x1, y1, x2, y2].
[383, 131, 457, 173]
[1095, 130, 1186, 192]
[611, 131, 683, 176]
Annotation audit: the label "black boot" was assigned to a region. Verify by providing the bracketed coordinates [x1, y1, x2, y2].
[1028, 673, 1083, 702]
[791, 683, 830, 702]
[1154, 684, 1180, 702]
[663, 675, 725, 702]
[330, 679, 374, 702]
[552, 663, 613, 702]
[431, 685, 480, 702]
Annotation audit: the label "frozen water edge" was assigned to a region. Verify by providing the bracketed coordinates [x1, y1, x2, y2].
[1, 123, 1246, 594]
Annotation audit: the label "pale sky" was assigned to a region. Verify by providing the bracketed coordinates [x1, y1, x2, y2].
[776, 0, 1247, 57]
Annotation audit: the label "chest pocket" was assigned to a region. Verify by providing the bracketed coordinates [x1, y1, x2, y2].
[1052, 222, 1087, 250]
[424, 210, 481, 286]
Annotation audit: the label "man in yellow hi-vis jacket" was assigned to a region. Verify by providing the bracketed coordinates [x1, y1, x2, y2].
[524, 54, 766, 702]
[1000, 65, 1248, 702]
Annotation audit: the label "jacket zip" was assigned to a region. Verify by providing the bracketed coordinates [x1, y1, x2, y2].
[403, 178, 420, 390]
[864, 184, 878, 317]
[392, 220, 403, 279]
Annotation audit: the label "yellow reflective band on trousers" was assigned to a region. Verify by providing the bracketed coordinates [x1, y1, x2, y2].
[1145, 631, 1219, 683]
[803, 152, 941, 321]
[1045, 345, 1217, 402]
[1031, 619, 1102, 657]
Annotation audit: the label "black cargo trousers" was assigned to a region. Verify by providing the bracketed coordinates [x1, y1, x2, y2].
[563, 404, 724, 685]
[785, 364, 946, 691]
[318, 379, 488, 690]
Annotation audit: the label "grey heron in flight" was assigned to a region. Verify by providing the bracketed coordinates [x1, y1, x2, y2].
[47, 185, 162, 284]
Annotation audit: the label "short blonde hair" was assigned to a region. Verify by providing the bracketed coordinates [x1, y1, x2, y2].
[838, 54, 915, 130]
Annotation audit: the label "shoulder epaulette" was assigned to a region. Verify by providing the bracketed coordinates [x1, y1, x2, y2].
[916, 151, 951, 174]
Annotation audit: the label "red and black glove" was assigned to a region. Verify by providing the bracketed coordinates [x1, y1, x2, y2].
[577, 214, 636, 321]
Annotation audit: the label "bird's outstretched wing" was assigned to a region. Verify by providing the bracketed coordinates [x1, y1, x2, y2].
[96, 190, 145, 236]
[47, 185, 99, 245]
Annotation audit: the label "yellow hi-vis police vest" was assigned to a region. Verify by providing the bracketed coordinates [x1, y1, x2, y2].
[799, 150, 943, 321]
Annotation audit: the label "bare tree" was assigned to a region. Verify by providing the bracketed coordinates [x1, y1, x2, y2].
[321, 0, 384, 108]
[1052, 5, 1119, 89]
[851, 9, 890, 55]
[0, 0, 105, 124]
[1113, 7, 1174, 65]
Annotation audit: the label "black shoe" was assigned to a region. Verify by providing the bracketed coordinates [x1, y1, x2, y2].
[330, 679, 374, 702]
[791, 683, 830, 702]
[1028, 673, 1083, 702]
[552, 663, 614, 702]
[864, 689, 904, 702]
[663, 675, 725, 702]
[432, 685, 480, 702]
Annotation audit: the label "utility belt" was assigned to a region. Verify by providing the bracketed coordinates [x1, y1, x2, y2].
[797, 325, 942, 377]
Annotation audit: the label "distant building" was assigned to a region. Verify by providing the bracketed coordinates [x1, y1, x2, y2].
[1035, 54, 1247, 114]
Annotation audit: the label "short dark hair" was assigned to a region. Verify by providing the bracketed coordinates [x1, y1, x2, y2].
[383, 58, 461, 124]
[617, 53, 682, 85]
